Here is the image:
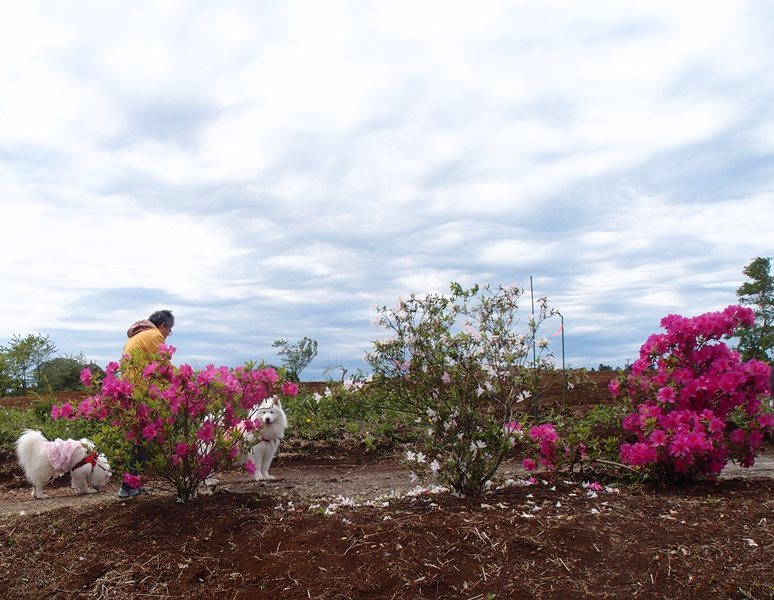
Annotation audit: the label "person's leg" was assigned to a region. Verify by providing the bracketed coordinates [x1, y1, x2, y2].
[118, 444, 148, 497]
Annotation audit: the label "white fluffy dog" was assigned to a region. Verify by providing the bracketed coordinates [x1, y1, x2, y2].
[243, 398, 287, 480]
[15, 429, 112, 499]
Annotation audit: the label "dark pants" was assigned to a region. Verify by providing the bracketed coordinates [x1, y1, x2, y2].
[120, 444, 148, 491]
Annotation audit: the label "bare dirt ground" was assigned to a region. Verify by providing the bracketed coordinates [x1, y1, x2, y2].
[0, 374, 772, 599]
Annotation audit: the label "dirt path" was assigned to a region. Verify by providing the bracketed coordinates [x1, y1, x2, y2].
[2, 453, 773, 518]
[0, 459, 419, 517]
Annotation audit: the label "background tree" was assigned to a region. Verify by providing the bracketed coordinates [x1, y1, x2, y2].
[272, 337, 319, 381]
[0, 353, 13, 396]
[35, 354, 105, 392]
[735, 256, 773, 361]
[0, 334, 57, 395]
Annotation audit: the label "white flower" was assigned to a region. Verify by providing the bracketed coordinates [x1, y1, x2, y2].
[426, 408, 437, 419]
[324, 387, 332, 397]
[476, 385, 485, 397]
[430, 459, 440, 474]
[313, 392, 322, 404]
[415, 452, 426, 464]
[537, 337, 549, 348]
[469, 440, 487, 451]
[405, 450, 416, 462]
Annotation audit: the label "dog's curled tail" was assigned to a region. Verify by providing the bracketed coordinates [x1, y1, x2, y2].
[15, 429, 47, 467]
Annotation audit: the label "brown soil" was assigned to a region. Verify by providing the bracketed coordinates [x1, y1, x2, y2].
[1, 374, 772, 599]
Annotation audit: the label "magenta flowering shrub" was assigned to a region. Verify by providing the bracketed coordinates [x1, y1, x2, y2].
[52, 346, 298, 502]
[613, 305, 772, 480]
[518, 422, 592, 478]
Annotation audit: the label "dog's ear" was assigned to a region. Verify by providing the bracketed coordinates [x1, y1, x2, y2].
[274, 398, 282, 408]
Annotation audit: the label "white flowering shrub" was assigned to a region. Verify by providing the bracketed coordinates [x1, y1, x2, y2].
[366, 282, 556, 495]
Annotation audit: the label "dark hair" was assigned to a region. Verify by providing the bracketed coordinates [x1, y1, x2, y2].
[148, 310, 175, 329]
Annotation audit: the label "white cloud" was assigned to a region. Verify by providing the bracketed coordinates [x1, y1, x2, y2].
[0, 1, 772, 372]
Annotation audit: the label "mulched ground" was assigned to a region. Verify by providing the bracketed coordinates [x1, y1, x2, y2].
[0, 471, 771, 599]
[1, 374, 772, 599]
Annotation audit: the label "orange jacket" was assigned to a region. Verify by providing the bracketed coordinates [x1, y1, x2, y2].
[123, 323, 165, 359]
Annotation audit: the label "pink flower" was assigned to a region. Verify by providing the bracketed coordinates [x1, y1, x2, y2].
[197, 454, 216, 478]
[648, 429, 668, 448]
[441, 372, 451, 384]
[174, 443, 190, 457]
[657, 386, 676, 404]
[142, 361, 159, 378]
[608, 379, 620, 397]
[142, 422, 159, 442]
[123, 473, 142, 489]
[729, 429, 746, 444]
[197, 421, 216, 443]
[80, 368, 93, 387]
[620, 442, 657, 466]
[668, 434, 691, 458]
[529, 424, 557, 443]
[51, 405, 61, 420]
[257, 368, 279, 385]
[59, 403, 73, 420]
[281, 381, 299, 396]
[77, 398, 92, 417]
[758, 413, 774, 429]
[522, 458, 537, 471]
[748, 430, 763, 449]
[245, 460, 256, 477]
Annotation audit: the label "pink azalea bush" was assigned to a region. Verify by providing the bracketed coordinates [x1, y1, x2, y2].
[518, 421, 592, 477]
[52, 346, 298, 502]
[612, 305, 771, 480]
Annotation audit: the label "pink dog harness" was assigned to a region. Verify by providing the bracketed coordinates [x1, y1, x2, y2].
[42, 439, 84, 475]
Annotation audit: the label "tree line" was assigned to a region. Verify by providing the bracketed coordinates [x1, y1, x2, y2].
[0, 333, 103, 396]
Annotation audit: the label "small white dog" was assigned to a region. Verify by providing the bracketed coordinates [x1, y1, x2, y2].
[243, 397, 287, 480]
[15, 429, 112, 499]
[200, 398, 288, 494]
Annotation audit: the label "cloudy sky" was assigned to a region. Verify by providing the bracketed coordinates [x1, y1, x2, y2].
[1, 1, 772, 379]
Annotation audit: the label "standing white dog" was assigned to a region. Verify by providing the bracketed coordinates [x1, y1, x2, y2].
[243, 398, 287, 480]
[15, 429, 112, 499]
[200, 398, 288, 494]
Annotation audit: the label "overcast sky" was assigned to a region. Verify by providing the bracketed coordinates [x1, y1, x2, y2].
[1, 1, 772, 379]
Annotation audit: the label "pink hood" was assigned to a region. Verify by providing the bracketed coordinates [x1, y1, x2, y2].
[127, 319, 157, 338]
